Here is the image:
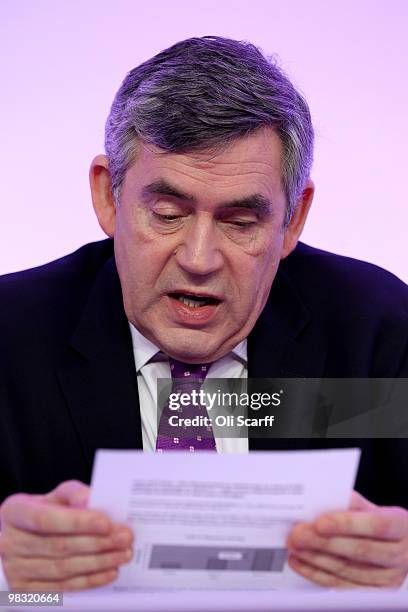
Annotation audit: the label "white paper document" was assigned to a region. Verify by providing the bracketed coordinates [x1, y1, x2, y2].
[89, 449, 360, 591]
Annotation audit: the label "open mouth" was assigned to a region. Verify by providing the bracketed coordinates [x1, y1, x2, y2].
[168, 292, 221, 309]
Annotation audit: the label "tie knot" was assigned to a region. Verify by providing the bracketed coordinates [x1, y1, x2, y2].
[169, 358, 210, 381]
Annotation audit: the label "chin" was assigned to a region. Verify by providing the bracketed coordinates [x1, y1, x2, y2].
[166, 345, 214, 364]
[158, 332, 218, 364]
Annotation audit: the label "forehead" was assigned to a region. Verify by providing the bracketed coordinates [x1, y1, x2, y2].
[123, 127, 284, 201]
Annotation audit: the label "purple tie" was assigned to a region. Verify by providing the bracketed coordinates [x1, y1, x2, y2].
[156, 358, 216, 452]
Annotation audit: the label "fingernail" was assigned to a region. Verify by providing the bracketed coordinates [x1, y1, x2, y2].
[107, 569, 118, 580]
[119, 548, 133, 563]
[317, 517, 336, 533]
[288, 555, 302, 566]
[114, 531, 131, 546]
[94, 518, 111, 533]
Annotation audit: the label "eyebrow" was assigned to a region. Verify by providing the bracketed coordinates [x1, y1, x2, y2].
[141, 179, 273, 216]
[141, 179, 195, 202]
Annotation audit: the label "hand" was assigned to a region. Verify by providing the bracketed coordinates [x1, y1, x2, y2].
[0, 480, 134, 591]
[286, 491, 408, 588]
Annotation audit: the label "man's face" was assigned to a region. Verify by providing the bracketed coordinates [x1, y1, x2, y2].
[96, 127, 310, 363]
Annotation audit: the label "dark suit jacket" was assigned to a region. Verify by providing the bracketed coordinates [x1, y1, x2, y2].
[1, 239, 407, 506]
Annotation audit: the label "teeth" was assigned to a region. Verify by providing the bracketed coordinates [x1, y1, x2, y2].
[178, 295, 210, 308]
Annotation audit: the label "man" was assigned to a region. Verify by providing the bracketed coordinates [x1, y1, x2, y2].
[0, 36, 407, 591]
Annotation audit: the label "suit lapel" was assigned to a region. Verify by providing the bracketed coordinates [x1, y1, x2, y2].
[56, 257, 142, 471]
[248, 267, 327, 450]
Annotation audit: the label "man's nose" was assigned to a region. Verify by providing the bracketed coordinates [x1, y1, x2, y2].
[175, 217, 223, 275]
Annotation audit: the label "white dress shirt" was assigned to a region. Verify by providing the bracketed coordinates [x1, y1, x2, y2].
[129, 323, 249, 453]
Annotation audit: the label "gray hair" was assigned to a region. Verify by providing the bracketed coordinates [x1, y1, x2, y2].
[105, 36, 314, 224]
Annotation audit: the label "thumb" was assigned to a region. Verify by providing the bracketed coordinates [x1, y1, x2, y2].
[45, 480, 91, 509]
[349, 490, 378, 511]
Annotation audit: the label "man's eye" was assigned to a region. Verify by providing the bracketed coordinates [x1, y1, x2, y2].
[227, 220, 256, 229]
[152, 212, 181, 222]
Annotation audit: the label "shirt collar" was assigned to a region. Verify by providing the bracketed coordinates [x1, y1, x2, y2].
[129, 322, 247, 371]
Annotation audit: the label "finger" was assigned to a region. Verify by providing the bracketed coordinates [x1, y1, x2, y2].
[315, 508, 408, 540]
[11, 568, 119, 591]
[290, 549, 407, 587]
[288, 523, 405, 567]
[1, 494, 112, 536]
[4, 548, 133, 581]
[46, 481, 90, 509]
[288, 554, 358, 588]
[1, 523, 134, 558]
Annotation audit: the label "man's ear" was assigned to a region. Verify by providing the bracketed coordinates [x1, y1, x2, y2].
[281, 179, 314, 259]
[89, 154, 116, 238]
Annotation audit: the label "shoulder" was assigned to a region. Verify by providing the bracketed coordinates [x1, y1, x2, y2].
[0, 239, 113, 296]
[280, 242, 408, 376]
[0, 239, 114, 340]
[281, 241, 408, 317]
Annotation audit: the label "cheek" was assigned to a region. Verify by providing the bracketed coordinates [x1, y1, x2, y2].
[115, 209, 157, 272]
[114, 230, 152, 308]
[115, 237, 175, 312]
[258, 233, 285, 277]
[240, 248, 281, 310]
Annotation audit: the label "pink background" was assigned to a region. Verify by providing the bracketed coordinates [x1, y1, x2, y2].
[1, 0, 407, 282]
